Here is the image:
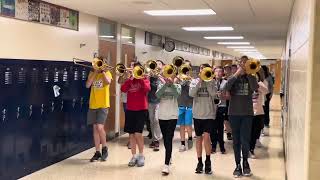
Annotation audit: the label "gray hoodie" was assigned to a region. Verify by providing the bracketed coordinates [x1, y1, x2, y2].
[223, 74, 258, 116]
[189, 78, 217, 119]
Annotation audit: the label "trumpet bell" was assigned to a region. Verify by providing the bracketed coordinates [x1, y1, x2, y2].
[245, 59, 261, 75]
[172, 56, 184, 68]
[133, 65, 145, 79]
[115, 63, 126, 76]
[163, 64, 176, 78]
[200, 67, 214, 82]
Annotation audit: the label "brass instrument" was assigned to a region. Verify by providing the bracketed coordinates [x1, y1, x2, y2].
[73, 57, 112, 71]
[245, 59, 261, 75]
[115, 63, 129, 76]
[162, 64, 177, 78]
[132, 65, 145, 79]
[172, 56, 184, 68]
[144, 60, 161, 76]
[178, 63, 192, 81]
[199, 67, 214, 82]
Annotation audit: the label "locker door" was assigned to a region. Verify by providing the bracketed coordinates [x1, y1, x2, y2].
[0, 66, 16, 180]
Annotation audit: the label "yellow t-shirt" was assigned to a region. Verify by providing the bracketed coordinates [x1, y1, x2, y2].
[89, 71, 112, 109]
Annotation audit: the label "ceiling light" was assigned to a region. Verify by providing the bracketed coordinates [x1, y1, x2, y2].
[204, 36, 244, 40]
[234, 49, 258, 52]
[218, 42, 250, 45]
[144, 9, 216, 16]
[227, 46, 255, 49]
[182, 27, 233, 31]
[99, 35, 114, 38]
[122, 36, 133, 39]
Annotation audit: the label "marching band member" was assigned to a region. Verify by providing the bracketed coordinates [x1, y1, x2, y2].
[211, 66, 227, 154]
[223, 64, 233, 140]
[189, 63, 217, 175]
[121, 61, 151, 167]
[177, 60, 194, 152]
[86, 65, 112, 162]
[156, 73, 181, 175]
[223, 56, 258, 178]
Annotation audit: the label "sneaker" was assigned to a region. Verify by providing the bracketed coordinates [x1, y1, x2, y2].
[221, 147, 226, 154]
[227, 133, 233, 140]
[211, 148, 216, 154]
[149, 141, 155, 148]
[205, 160, 212, 175]
[161, 165, 170, 175]
[101, 146, 108, 161]
[195, 162, 204, 174]
[256, 139, 263, 148]
[263, 128, 269, 136]
[154, 141, 160, 152]
[137, 155, 145, 167]
[233, 164, 243, 178]
[179, 145, 186, 152]
[128, 156, 137, 167]
[187, 139, 193, 149]
[243, 160, 252, 176]
[90, 151, 101, 162]
[249, 150, 256, 159]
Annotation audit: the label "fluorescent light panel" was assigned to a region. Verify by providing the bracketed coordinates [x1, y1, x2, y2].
[182, 27, 233, 31]
[99, 35, 114, 38]
[144, 9, 216, 16]
[227, 46, 255, 49]
[122, 36, 133, 39]
[234, 49, 258, 52]
[204, 36, 244, 40]
[218, 42, 250, 45]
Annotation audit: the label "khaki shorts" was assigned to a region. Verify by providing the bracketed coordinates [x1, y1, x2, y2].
[87, 108, 108, 125]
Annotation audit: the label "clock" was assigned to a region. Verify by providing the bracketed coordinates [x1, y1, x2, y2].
[163, 40, 175, 52]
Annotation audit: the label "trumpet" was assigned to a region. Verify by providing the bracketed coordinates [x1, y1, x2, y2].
[144, 60, 161, 76]
[172, 56, 184, 68]
[245, 59, 261, 75]
[73, 57, 113, 71]
[162, 64, 177, 78]
[199, 67, 214, 82]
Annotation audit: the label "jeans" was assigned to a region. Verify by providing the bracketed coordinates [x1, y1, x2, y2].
[148, 103, 162, 141]
[159, 119, 177, 165]
[264, 93, 272, 126]
[250, 115, 264, 151]
[229, 115, 253, 164]
[211, 107, 226, 150]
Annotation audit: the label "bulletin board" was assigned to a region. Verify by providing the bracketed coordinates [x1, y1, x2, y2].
[0, 0, 79, 31]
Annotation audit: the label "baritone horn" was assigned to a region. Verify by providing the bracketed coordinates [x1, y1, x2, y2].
[245, 59, 261, 75]
[199, 67, 214, 82]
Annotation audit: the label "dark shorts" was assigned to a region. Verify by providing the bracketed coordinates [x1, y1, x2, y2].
[194, 119, 213, 136]
[124, 110, 148, 134]
[87, 108, 108, 125]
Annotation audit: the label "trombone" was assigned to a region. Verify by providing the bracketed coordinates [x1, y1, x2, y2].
[199, 67, 214, 82]
[172, 56, 184, 68]
[177, 63, 192, 81]
[162, 64, 177, 78]
[73, 57, 113, 71]
[245, 59, 261, 75]
[144, 60, 161, 76]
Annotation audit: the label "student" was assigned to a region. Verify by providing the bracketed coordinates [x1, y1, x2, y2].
[250, 70, 268, 158]
[156, 75, 181, 175]
[86, 64, 112, 162]
[211, 66, 227, 154]
[223, 56, 258, 178]
[223, 64, 233, 140]
[261, 65, 274, 130]
[177, 60, 194, 152]
[148, 60, 164, 151]
[121, 61, 151, 167]
[189, 63, 217, 175]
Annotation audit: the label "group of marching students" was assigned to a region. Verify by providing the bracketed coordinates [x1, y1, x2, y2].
[85, 55, 274, 178]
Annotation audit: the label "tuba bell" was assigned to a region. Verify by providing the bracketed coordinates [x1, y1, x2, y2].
[200, 67, 214, 82]
[172, 56, 184, 68]
[245, 59, 261, 75]
[162, 64, 177, 78]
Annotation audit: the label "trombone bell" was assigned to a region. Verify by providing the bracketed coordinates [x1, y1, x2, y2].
[200, 67, 214, 82]
[245, 59, 261, 75]
[133, 65, 145, 79]
[172, 56, 184, 68]
[163, 64, 176, 78]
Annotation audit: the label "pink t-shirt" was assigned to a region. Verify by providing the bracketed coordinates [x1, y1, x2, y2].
[253, 81, 268, 115]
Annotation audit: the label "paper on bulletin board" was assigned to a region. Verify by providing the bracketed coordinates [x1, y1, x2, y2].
[69, 10, 78, 30]
[40, 2, 50, 24]
[28, 0, 40, 22]
[59, 8, 69, 28]
[50, 5, 60, 25]
[2, 0, 15, 17]
[15, 0, 28, 20]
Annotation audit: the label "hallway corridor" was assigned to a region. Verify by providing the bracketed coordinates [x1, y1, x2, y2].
[20, 96, 285, 180]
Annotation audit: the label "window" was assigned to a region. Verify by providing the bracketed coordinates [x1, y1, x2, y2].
[98, 18, 116, 40]
[145, 31, 162, 47]
[121, 25, 135, 44]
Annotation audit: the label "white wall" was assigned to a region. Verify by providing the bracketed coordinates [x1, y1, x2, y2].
[0, 12, 98, 61]
[135, 29, 213, 66]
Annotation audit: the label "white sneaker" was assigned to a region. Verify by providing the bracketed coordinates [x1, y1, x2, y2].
[249, 151, 256, 159]
[263, 128, 269, 136]
[162, 165, 170, 175]
[256, 139, 263, 148]
[179, 145, 186, 152]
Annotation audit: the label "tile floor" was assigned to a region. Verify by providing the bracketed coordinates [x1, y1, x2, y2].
[21, 96, 285, 180]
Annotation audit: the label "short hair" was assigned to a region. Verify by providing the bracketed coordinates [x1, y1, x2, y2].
[215, 66, 223, 70]
[200, 63, 211, 68]
[133, 61, 142, 67]
[231, 64, 237, 68]
[184, 59, 192, 66]
[156, 60, 165, 65]
[241, 56, 249, 60]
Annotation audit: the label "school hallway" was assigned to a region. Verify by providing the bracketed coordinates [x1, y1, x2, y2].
[20, 96, 284, 180]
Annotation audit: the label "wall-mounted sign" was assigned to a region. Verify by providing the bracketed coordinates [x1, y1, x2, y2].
[0, 0, 79, 31]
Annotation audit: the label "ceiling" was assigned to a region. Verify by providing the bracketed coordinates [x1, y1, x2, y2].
[47, 0, 293, 59]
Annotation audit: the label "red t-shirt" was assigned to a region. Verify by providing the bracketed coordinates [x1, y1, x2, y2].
[121, 78, 151, 111]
